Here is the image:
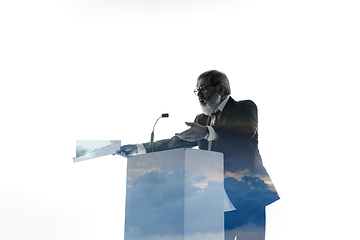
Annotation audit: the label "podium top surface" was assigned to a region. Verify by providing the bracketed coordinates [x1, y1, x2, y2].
[129, 147, 223, 159]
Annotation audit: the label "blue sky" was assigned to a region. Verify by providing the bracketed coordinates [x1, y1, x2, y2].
[1, 0, 360, 240]
[124, 149, 225, 239]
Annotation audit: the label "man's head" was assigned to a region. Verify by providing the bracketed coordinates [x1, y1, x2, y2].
[195, 70, 231, 115]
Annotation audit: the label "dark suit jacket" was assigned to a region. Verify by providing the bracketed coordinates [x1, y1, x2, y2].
[143, 97, 279, 207]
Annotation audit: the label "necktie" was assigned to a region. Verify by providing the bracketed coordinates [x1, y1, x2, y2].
[210, 111, 220, 126]
[208, 110, 220, 150]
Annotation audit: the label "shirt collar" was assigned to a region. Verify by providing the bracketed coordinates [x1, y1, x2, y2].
[214, 95, 230, 113]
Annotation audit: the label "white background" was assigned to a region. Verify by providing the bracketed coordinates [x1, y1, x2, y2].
[1, 0, 359, 239]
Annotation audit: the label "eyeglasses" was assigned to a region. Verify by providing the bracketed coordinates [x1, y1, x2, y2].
[194, 83, 220, 96]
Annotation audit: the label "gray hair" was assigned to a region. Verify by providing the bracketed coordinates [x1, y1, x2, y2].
[197, 70, 231, 96]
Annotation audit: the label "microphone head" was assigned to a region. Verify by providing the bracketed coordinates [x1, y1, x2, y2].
[162, 113, 169, 118]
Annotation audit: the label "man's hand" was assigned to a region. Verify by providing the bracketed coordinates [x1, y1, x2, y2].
[115, 144, 138, 157]
[175, 122, 208, 142]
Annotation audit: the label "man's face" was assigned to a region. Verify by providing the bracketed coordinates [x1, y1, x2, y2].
[196, 77, 221, 115]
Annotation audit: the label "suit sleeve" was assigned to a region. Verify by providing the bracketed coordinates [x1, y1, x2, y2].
[142, 134, 198, 153]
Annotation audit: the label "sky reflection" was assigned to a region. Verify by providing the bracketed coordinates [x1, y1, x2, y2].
[124, 148, 224, 240]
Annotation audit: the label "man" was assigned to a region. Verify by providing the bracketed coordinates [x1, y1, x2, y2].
[119, 70, 279, 240]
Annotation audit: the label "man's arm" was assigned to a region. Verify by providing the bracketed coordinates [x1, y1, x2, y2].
[117, 114, 210, 157]
[117, 133, 198, 158]
[143, 135, 198, 153]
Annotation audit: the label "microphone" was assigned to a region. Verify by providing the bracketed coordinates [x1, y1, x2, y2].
[150, 113, 169, 152]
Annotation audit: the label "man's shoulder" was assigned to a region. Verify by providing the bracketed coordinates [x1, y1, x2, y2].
[232, 97, 256, 104]
[229, 97, 257, 109]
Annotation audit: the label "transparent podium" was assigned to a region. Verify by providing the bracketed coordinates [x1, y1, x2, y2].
[124, 148, 225, 240]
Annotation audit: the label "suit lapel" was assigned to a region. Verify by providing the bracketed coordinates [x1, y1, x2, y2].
[216, 96, 236, 125]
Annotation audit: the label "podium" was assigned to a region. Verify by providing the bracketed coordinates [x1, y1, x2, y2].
[124, 148, 225, 240]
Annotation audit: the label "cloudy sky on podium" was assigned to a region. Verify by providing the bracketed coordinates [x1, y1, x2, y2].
[1, 0, 359, 240]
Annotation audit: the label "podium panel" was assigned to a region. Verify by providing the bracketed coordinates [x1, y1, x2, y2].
[124, 148, 224, 240]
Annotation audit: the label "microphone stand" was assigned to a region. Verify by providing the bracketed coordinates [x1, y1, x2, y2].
[150, 113, 169, 152]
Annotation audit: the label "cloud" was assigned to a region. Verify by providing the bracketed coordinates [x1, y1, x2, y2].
[124, 152, 279, 238]
[224, 175, 279, 230]
[224, 224, 265, 240]
[125, 169, 224, 239]
[76, 145, 87, 157]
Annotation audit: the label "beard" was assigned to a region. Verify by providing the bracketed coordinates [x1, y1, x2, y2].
[200, 104, 213, 115]
[199, 94, 221, 115]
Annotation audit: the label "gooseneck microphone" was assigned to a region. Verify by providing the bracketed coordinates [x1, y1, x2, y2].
[150, 113, 169, 152]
